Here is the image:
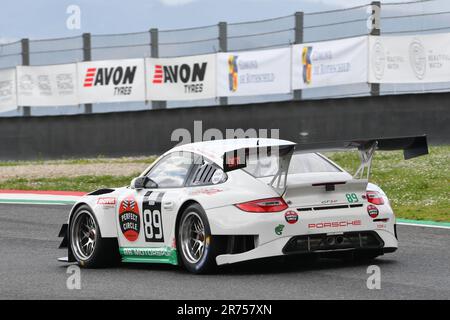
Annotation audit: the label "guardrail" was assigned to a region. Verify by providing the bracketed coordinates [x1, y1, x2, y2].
[1, 0, 449, 117]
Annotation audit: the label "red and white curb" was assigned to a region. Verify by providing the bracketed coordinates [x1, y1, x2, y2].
[0, 190, 85, 205]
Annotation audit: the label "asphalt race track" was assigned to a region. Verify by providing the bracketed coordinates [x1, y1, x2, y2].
[0, 203, 449, 300]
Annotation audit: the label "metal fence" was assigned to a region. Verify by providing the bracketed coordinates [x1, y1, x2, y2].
[0, 0, 448, 117]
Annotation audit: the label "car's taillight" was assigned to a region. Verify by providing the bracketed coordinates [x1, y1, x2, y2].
[366, 191, 385, 205]
[235, 197, 288, 213]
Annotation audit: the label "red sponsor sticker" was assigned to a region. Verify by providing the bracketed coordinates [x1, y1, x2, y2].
[284, 210, 298, 224]
[367, 205, 379, 218]
[190, 188, 223, 196]
[97, 197, 116, 205]
[119, 196, 140, 242]
[308, 220, 362, 229]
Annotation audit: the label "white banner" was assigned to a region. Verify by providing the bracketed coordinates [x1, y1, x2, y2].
[0, 68, 17, 112]
[217, 48, 291, 97]
[292, 36, 368, 89]
[17, 64, 78, 106]
[369, 33, 450, 83]
[146, 54, 216, 101]
[78, 59, 145, 104]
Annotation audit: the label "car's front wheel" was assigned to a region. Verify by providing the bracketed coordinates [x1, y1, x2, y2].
[176, 204, 223, 274]
[69, 205, 120, 268]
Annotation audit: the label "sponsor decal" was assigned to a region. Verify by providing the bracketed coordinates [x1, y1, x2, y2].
[321, 199, 338, 205]
[121, 247, 173, 257]
[16, 64, 78, 106]
[294, 36, 368, 89]
[275, 224, 285, 235]
[409, 38, 426, 80]
[120, 247, 178, 265]
[118, 196, 140, 242]
[0, 68, 17, 110]
[308, 220, 362, 229]
[371, 40, 386, 81]
[189, 188, 223, 196]
[218, 48, 290, 97]
[146, 55, 215, 100]
[83, 65, 137, 96]
[228, 55, 239, 92]
[97, 197, 116, 207]
[284, 211, 298, 224]
[367, 205, 379, 218]
[233, 56, 275, 86]
[303, 46, 351, 84]
[151, 62, 208, 94]
[302, 46, 313, 84]
[211, 170, 225, 184]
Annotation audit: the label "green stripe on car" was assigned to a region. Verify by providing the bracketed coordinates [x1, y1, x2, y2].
[119, 247, 178, 265]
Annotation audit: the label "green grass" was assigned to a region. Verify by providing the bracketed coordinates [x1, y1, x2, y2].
[0, 155, 158, 167]
[0, 147, 448, 222]
[326, 146, 450, 222]
[0, 175, 138, 192]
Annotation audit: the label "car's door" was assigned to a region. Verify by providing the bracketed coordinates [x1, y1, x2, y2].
[116, 151, 196, 260]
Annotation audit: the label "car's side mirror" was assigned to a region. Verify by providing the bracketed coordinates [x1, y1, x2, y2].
[130, 176, 158, 189]
[130, 177, 146, 189]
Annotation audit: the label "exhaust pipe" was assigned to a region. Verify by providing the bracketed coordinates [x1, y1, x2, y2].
[326, 236, 335, 245]
[335, 236, 344, 245]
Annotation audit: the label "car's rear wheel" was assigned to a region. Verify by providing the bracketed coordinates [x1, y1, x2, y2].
[70, 205, 120, 268]
[177, 203, 223, 274]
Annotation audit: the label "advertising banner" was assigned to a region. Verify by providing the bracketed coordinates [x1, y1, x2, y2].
[0, 68, 17, 112]
[369, 33, 450, 83]
[146, 54, 216, 101]
[16, 64, 78, 106]
[217, 48, 291, 97]
[292, 36, 368, 89]
[78, 59, 145, 104]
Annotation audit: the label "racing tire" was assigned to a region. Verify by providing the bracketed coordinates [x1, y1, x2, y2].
[69, 205, 120, 268]
[176, 203, 224, 274]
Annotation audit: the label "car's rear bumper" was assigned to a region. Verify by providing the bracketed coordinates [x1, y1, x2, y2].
[215, 229, 397, 265]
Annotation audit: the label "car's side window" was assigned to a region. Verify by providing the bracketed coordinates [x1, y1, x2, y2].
[146, 152, 195, 188]
[187, 158, 227, 186]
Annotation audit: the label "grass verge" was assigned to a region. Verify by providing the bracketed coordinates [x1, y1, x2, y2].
[0, 147, 448, 222]
[326, 146, 449, 222]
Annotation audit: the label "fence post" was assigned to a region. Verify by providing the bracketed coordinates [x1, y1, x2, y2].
[21, 38, 31, 117]
[293, 12, 304, 101]
[150, 28, 167, 109]
[370, 1, 381, 96]
[82, 33, 93, 114]
[218, 21, 228, 106]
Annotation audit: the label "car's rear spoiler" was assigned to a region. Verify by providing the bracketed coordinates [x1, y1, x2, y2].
[294, 135, 428, 160]
[222, 135, 428, 173]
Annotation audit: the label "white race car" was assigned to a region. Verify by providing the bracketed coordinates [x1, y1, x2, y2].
[58, 136, 428, 273]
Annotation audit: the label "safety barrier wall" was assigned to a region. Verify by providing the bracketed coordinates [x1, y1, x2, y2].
[0, 91, 447, 160]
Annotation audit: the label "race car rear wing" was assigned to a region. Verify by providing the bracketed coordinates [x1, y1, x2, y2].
[294, 135, 429, 179]
[223, 135, 428, 190]
[223, 135, 428, 171]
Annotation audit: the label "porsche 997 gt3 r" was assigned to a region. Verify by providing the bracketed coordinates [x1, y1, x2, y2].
[58, 136, 428, 273]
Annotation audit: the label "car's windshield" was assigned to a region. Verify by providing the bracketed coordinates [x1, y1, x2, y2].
[243, 152, 341, 178]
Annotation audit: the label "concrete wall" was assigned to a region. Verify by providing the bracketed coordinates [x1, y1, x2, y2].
[0, 92, 448, 160]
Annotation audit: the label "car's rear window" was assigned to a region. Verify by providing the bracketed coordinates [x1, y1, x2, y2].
[243, 152, 341, 178]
